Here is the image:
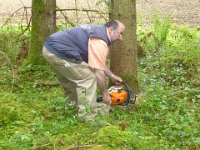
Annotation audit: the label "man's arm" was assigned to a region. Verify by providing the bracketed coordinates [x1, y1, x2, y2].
[104, 67, 123, 84]
[95, 69, 111, 104]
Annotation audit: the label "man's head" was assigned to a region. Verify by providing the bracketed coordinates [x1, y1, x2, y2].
[105, 20, 125, 42]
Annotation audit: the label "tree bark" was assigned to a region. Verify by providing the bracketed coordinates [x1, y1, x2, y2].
[109, 0, 139, 92]
[27, 0, 56, 65]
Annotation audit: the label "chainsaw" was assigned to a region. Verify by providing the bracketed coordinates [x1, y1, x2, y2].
[97, 82, 136, 106]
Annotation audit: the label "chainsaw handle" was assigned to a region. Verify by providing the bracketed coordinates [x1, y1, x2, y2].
[114, 81, 121, 86]
[113, 81, 130, 92]
[121, 82, 130, 89]
[116, 81, 130, 89]
[121, 81, 132, 102]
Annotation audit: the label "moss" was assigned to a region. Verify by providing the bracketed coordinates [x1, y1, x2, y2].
[121, 72, 140, 93]
[96, 125, 137, 148]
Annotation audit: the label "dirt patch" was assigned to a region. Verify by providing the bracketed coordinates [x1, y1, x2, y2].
[137, 0, 200, 27]
[0, 0, 200, 27]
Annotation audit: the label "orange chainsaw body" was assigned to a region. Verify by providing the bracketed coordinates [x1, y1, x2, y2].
[108, 86, 129, 105]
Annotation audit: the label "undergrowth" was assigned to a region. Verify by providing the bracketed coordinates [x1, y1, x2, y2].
[0, 15, 200, 149]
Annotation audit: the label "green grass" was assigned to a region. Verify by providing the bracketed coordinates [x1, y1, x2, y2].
[0, 66, 199, 149]
[0, 17, 200, 149]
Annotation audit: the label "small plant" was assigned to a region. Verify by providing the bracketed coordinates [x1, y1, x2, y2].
[0, 20, 200, 150]
[152, 13, 171, 51]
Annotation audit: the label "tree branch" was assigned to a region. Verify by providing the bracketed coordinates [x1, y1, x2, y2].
[56, 8, 106, 14]
[56, 6, 76, 27]
[1, 7, 31, 28]
[18, 16, 32, 37]
[63, 144, 103, 150]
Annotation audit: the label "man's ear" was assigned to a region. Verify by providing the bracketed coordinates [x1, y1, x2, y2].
[108, 27, 113, 33]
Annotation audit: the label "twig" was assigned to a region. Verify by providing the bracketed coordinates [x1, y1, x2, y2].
[19, 0, 25, 7]
[1, 6, 106, 29]
[1, 7, 31, 28]
[18, 16, 32, 37]
[94, 1, 108, 22]
[74, 0, 79, 24]
[25, 5, 30, 25]
[56, 7, 107, 23]
[63, 144, 103, 150]
[20, 6, 30, 31]
[86, 0, 93, 23]
[16, 36, 30, 43]
[86, 11, 92, 23]
[96, 11, 108, 22]
[33, 81, 60, 87]
[33, 143, 52, 149]
[56, 6, 76, 27]
[1, 6, 31, 36]
[0, 51, 15, 91]
[56, 8, 106, 14]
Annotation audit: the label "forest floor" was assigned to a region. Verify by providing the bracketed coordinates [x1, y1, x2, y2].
[0, 0, 200, 27]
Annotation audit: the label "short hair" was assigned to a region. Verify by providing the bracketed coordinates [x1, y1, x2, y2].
[105, 20, 119, 30]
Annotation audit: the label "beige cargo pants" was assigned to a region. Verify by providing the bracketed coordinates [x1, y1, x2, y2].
[42, 46, 98, 119]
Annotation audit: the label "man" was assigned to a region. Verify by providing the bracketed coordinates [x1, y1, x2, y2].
[43, 20, 125, 120]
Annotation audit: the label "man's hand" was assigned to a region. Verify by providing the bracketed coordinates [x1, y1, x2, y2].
[104, 67, 123, 84]
[110, 74, 123, 84]
[102, 92, 111, 105]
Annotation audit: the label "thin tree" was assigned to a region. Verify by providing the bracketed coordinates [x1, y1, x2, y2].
[109, 0, 139, 92]
[26, 0, 56, 65]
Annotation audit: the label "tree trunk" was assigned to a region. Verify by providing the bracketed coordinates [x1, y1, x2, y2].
[109, 0, 139, 93]
[27, 0, 56, 65]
